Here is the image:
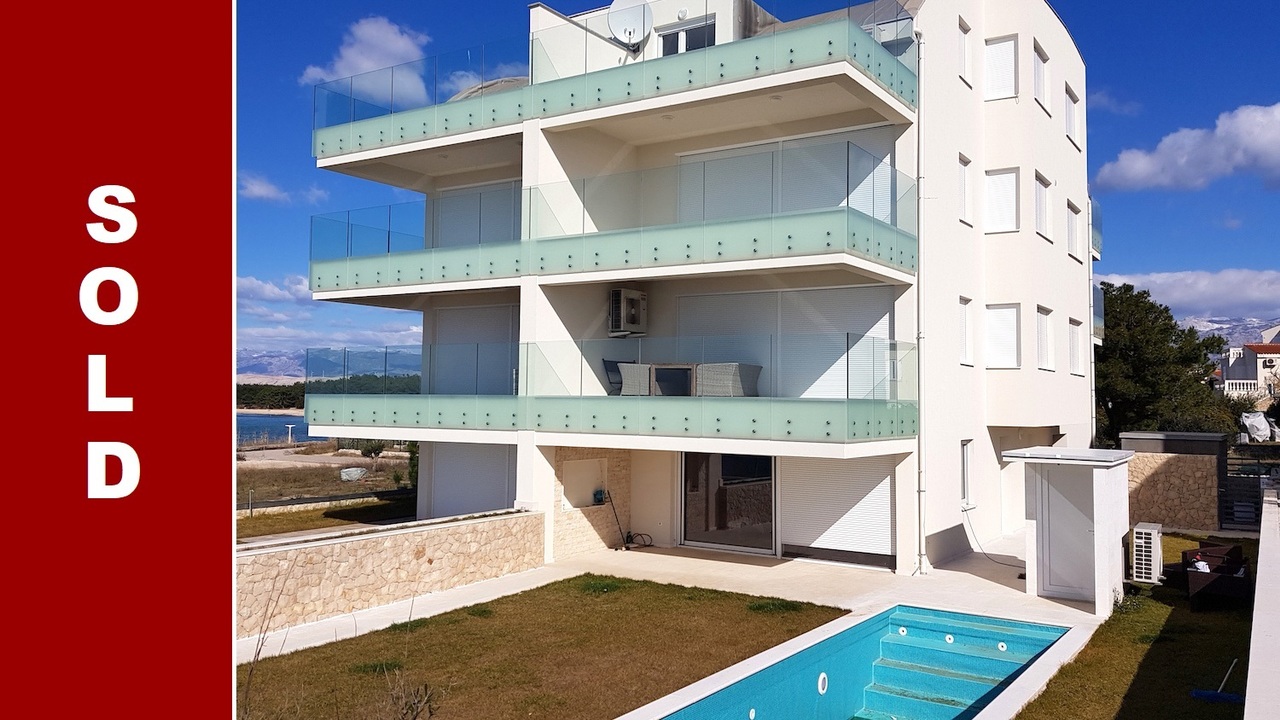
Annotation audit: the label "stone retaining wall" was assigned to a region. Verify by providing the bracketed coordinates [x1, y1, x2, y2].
[1127, 452, 1218, 530]
[236, 511, 544, 638]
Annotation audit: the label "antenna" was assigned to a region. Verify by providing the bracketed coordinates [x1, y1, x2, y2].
[607, 0, 654, 52]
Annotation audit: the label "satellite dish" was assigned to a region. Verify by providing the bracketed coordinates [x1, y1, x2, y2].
[607, 0, 653, 52]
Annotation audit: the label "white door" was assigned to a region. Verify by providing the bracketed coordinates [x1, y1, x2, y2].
[779, 457, 895, 558]
[1037, 466, 1095, 600]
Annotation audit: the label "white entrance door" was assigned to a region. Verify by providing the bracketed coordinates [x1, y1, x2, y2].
[1037, 466, 1095, 601]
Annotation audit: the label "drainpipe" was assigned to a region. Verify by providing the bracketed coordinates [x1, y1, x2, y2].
[914, 27, 930, 576]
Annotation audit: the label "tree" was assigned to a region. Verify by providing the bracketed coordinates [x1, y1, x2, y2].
[1094, 282, 1232, 446]
[361, 440, 386, 472]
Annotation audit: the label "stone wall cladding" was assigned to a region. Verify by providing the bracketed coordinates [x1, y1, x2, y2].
[236, 512, 544, 638]
[552, 448, 632, 560]
[1128, 452, 1219, 531]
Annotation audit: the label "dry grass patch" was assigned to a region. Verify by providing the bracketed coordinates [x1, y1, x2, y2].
[237, 496, 417, 539]
[1017, 533, 1256, 720]
[237, 574, 845, 719]
[237, 463, 407, 503]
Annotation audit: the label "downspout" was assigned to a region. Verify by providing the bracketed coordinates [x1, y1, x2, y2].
[914, 27, 930, 575]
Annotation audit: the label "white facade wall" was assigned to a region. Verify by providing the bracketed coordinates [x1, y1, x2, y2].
[913, 0, 1092, 563]
[313, 0, 1094, 574]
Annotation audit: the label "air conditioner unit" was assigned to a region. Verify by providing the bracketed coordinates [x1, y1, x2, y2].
[1131, 522, 1163, 584]
[1264, 358, 1276, 368]
[609, 288, 648, 337]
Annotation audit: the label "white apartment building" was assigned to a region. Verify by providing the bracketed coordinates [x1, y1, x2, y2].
[304, 0, 1101, 573]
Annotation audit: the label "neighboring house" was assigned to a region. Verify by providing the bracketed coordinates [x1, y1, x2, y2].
[1262, 323, 1280, 344]
[303, 0, 1099, 573]
[1223, 343, 1280, 399]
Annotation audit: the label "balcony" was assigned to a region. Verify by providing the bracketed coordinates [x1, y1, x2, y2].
[310, 140, 916, 292]
[1092, 282, 1105, 343]
[1090, 196, 1103, 257]
[312, 0, 918, 160]
[304, 333, 918, 444]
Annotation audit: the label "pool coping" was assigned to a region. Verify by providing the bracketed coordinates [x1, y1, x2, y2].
[616, 601, 1097, 720]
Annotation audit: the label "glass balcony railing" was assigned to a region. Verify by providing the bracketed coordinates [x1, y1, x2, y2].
[312, 34, 531, 158]
[303, 333, 918, 443]
[312, 1, 918, 159]
[310, 140, 916, 291]
[1089, 196, 1102, 256]
[1092, 282, 1105, 341]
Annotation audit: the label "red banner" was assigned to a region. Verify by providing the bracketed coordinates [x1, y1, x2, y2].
[12, 3, 232, 714]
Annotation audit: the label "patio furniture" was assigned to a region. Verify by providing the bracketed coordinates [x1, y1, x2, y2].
[602, 359, 624, 395]
[619, 363, 651, 395]
[652, 363, 697, 396]
[696, 363, 762, 397]
[1179, 544, 1254, 611]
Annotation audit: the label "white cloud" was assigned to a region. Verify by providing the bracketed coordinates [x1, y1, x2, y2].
[299, 17, 431, 108]
[238, 172, 290, 202]
[1095, 103, 1280, 191]
[1088, 90, 1141, 116]
[1221, 213, 1242, 230]
[238, 304, 311, 323]
[302, 185, 329, 204]
[237, 275, 312, 304]
[1096, 269, 1280, 319]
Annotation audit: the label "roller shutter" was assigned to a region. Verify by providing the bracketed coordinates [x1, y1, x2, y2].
[432, 443, 514, 518]
[779, 456, 895, 557]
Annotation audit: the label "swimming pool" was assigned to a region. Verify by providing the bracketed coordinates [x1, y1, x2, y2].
[647, 605, 1067, 720]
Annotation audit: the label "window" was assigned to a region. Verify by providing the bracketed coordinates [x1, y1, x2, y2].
[1065, 84, 1080, 146]
[1037, 306, 1054, 370]
[1033, 41, 1049, 111]
[958, 18, 972, 85]
[960, 297, 973, 364]
[1035, 173, 1051, 239]
[985, 304, 1020, 369]
[959, 154, 972, 224]
[1066, 201, 1081, 257]
[961, 440, 973, 507]
[1069, 319, 1083, 375]
[984, 37, 1017, 100]
[985, 168, 1018, 233]
[660, 20, 715, 56]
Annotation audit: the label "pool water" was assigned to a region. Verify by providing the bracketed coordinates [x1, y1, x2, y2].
[662, 605, 1067, 720]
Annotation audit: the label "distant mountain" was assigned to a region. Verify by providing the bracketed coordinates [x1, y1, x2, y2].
[237, 349, 306, 384]
[1181, 316, 1280, 348]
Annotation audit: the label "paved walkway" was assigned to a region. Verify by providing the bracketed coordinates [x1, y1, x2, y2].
[236, 531, 1099, 666]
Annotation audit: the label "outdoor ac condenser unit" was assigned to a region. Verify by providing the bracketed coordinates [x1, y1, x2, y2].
[1264, 358, 1276, 368]
[1131, 522, 1163, 584]
[609, 288, 647, 337]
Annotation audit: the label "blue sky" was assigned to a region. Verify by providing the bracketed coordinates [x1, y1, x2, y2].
[236, 0, 1280, 354]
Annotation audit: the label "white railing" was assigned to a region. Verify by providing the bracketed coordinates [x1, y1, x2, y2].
[1223, 379, 1259, 396]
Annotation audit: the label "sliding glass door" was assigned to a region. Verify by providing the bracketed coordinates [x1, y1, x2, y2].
[682, 452, 773, 551]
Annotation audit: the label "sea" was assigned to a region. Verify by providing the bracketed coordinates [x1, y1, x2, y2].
[236, 413, 316, 445]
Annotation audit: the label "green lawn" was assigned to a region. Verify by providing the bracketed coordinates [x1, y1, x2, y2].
[1017, 533, 1257, 720]
[237, 574, 845, 720]
[237, 496, 417, 539]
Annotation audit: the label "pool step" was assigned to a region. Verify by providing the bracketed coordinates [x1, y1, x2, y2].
[859, 683, 972, 720]
[871, 658, 1003, 706]
[888, 609, 1063, 656]
[879, 634, 1031, 679]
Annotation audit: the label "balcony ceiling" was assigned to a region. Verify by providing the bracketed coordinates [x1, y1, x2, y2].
[322, 134, 524, 192]
[546, 75, 887, 147]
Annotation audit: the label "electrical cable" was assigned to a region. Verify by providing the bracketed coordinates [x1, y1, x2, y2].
[962, 506, 1025, 570]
